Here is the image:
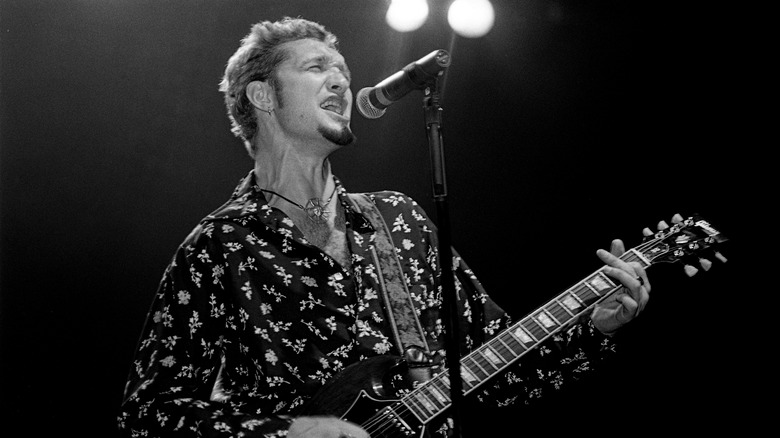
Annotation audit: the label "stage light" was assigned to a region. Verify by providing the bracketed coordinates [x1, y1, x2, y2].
[386, 0, 430, 32]
[447, 0, 495, 38]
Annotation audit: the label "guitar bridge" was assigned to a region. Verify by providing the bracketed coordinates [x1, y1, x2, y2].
[374, 406, 417, 436]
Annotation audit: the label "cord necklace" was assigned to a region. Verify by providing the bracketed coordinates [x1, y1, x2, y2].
[259, 184, 338, 224]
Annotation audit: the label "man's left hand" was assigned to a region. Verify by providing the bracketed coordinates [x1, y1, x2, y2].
[590, 238, 650, 334]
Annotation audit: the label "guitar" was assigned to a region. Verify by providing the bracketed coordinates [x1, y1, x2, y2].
[302, 214, 728, 437]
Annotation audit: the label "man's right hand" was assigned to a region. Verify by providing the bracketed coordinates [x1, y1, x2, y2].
[287, 416, 370, 438]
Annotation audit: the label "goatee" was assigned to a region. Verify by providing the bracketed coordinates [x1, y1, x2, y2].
[320, 125, 356, 146]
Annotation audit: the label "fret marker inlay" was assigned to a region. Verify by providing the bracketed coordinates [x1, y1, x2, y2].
[588, 274, 612, 292]
[460, 367, 477, 384]
[562, 294, 581, 311]
[483, 348, 503, 366]
[513, 327, 533, 343]
[536, 312, 555, 328]
[414, 393, 435, 413]
[430, 385, 449, 404]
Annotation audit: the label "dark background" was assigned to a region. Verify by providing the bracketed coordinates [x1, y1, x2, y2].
[1, 0, 754, 435]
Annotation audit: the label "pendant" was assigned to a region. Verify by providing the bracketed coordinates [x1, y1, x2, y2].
[304, 198, 330, 224]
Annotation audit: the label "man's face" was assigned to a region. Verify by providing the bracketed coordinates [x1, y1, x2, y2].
[272, 38, 355, 147]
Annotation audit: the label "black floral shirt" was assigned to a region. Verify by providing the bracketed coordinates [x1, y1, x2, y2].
[118, 171, 615, 437]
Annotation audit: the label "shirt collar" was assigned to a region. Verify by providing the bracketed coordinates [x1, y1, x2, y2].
[206, 170, 374, 234]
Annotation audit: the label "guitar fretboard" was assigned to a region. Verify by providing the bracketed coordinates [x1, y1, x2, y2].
[398, 248, 651, 424]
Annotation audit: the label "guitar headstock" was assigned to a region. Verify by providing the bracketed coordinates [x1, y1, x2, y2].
[635, 215, 728, 274]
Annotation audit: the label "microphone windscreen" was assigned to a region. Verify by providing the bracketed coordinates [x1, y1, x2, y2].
[356, 87, 386, 119]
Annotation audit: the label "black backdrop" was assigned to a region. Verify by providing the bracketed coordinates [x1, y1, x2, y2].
[1, 0, 752, 435]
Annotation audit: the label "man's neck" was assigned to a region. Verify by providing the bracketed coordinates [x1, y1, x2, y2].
[252, 142, 335, 203]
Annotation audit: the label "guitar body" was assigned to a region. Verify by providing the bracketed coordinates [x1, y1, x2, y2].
[302, 355, 429, 437]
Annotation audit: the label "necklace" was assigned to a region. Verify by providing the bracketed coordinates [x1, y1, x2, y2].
[259, 184, 338, 224]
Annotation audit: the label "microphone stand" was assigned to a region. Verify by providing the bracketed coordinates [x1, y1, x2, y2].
[422, 78, 464, 438]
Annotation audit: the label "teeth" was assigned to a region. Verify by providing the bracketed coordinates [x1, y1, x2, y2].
[321, 99, 343, 115]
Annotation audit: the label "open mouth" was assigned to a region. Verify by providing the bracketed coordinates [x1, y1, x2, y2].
[320, 97, 345, 116]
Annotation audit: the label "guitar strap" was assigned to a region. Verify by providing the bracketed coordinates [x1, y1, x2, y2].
[347, 193, 431, 358]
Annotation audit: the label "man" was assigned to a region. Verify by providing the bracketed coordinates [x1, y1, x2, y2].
[118, 17, 653, 438]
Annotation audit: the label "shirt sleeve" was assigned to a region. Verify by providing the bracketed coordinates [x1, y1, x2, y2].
[118, 224, 294, 438]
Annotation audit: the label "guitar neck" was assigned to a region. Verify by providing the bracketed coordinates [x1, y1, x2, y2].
[398, 248, 651, 424]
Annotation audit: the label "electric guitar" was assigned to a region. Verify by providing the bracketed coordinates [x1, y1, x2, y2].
[302, 215, 728, 437]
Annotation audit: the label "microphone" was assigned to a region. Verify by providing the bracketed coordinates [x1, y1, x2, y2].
[356, 49, 451, 119]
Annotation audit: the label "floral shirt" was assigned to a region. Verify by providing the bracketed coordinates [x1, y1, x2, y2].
[118, 171, 615, 437]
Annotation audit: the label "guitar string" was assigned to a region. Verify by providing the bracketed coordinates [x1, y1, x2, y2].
[371, 417, 407, 437]
[361, 416, 387, 436]
[364, 409, 398, 432]
[389, 404, 420, 436]
[408, 375, 463, 428]
[363, 406, 413, 437]
[361, 405, 401, 433]
[401, 374, 454, 418]
[369, 392, 439, 437]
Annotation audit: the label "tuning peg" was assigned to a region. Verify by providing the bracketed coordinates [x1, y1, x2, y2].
[714, 251, 728, 263]
[657, 220, 669, 230]
[684, 264, 699, 277]
[642, 227, 653, 237]
[699, 258, 713, 271]
[671, 213, 684, 224]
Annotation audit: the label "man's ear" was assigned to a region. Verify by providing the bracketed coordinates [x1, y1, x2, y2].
[246, 80, 273, 110]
